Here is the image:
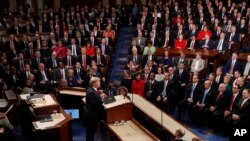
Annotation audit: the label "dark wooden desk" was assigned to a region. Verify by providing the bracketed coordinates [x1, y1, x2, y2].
[155, 48, 221, 72]
[18, 94, 72, 141]
[238, 53, 250, 62]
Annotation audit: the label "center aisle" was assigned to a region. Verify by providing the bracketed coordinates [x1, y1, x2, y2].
[109, 27, 135, 88]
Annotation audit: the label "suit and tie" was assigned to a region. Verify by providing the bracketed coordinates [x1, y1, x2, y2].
[85, 87, 106, 141]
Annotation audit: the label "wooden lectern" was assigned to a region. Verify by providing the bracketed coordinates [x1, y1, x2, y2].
[103, 95, 132, 123]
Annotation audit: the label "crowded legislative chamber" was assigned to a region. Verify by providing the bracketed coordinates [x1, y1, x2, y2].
[1, 0, 250, 141]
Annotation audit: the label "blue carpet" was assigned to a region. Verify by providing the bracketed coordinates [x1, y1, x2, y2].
[109, 27, 135, 88]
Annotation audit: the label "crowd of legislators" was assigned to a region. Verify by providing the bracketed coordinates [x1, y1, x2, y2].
[118, 0, 250, 138]
[0, 0, 250, 140]
[0, 1, 125, 94]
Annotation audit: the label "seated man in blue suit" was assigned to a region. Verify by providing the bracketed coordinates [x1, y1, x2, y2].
[224, 52, 241, 76]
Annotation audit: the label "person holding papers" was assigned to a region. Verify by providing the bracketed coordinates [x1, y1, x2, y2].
[85, 77, 106, 141]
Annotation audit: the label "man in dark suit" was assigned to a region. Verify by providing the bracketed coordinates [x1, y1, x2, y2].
[47, 32, 58, 48]
[46, 52, 59, 70]
[24, 43, 35, 59]
[67, 38, 81, 57]
[178, 74, 202, 121]
[173, 52, 189, 69]
[19, 34, 29, 51]
[174, 63, 189, 102]
[31, 50, 46, 70]
[224, 52, 241, 75]
[215, 67, 225, 84]
[75, 31, 86, 46]
[193, 80, 216, 126]
[142, 51, 158, 67]
[77, 48, 92, 70]
[157, 73, 175, 113]
[32, 33, 43, 49]
[200, 34, 214, 50]
[144, 73, 160, 103]
[214, 33, 227, 51]
[15, 53, 30, 73]
[35, 63, 52, 91]
[186, 24, 198, 39]
[128, 47, 142, 66]
[98, 38, 110, 56]
[92, 48, 106, 68]
[4, 35, 19, 52]
[85, 77, 106, 141]
[225, 89, 250, 137]
[74, 62, 86, 86]
[54, 62, 68, 83]
[242, 54, 250, 78]
[207, 83, 230, 129]
[103, 82, 117, 97]
[225, 26, 240, 43]
[207, 72, 219, 90]
[128, 40, 141, 55]
[63, 49, 75, 69]
[224, 84, 242, 120]
[61, 32, 71, 47]
[88, 31, 99, 47]
[186, 35, 199, 49]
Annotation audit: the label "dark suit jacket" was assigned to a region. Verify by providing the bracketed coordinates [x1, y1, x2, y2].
[159, 80, 175, 100]
[186, 39, 200, 49]
[142, 55, 158, 66]
[35, 70, 52, 84]
[128, 54, 143, 65]
[76, 37, 86, 46]
[225, 32, 240, 42]
[31, 57, 46, 69]
[173, 57, 189, 68]
[242, 62, 250, 76]
[103, 88, 117, 97]
[74, 68, 86, 80]
[14, 60, 30, 71]
[61, 38, 71, 46]
[183, 83, 202, 103]
[85, 87, 105, 123]
[211, 91, 230, 115]
[46, 57, 59, 69]
[232, 98, 250, 124]
[98, 44, 111, 55]
[174, 69, 189, 85]
[54, 68, 68, 82]
[198, 88, 216, 109]
[24, 49, 35, 59]
[213, 39, 227, 51]
[62, 56, 76, 66]
[144, 80, 160, 101]
[200, 39, 214, 49]
[67, 45, 81, 56]
[92, 55, 107, 67]
[32, 40, 43, 49]
[224, 59, 241, 74]
[77, 55, 92, 67]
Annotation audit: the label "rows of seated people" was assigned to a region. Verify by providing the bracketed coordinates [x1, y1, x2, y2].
[118, 0, 250, 137]
[0, 3, 121, 94]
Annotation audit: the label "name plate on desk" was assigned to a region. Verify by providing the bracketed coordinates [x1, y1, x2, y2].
[33, 113, 65, 130]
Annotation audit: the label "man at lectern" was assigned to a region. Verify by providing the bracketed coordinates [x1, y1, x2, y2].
[85, 77, 107, 141]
